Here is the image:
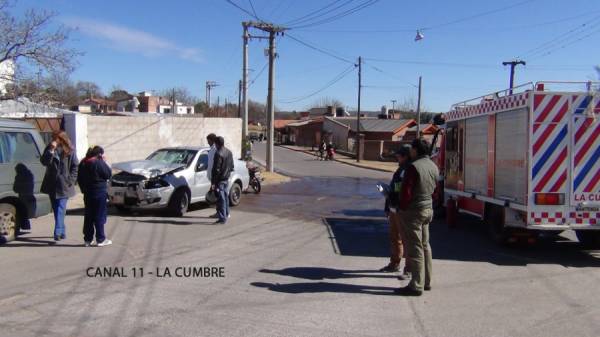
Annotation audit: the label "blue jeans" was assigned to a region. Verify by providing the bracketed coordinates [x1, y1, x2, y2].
[50, 197, 68, 238]
[216, 181, 229, 222]
[83, 192, 107, 243]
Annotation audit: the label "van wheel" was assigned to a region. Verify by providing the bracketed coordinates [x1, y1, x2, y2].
[576, 231, 600, 248]
[169, 189, 189, 217]
[0, 203, 18, 243]
[229, 183, 242, 207]
[486, 205, 508, 245]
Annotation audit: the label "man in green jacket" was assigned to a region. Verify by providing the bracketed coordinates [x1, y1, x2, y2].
[394, 138, 439, 296]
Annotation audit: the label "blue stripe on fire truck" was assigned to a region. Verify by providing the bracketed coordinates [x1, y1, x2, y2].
[574, 145, 600, 191]
[532, 125, 568, 179]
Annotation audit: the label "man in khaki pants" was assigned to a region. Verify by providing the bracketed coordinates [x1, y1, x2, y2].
[379, 146, 411, 279]
[394, 138, 439, 296]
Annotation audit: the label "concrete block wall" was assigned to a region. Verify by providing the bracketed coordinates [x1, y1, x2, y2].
[64, 114, 241, 163]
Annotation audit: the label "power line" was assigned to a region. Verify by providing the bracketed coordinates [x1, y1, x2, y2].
[278, 64, 356, 103]
[284, 0, 349, 26]
[363, 57, 500, 69]
[247, 0, 260, 20]
[421, 0, 536, 31]
[289, 0, 381, 29]
[285, 33, 355, 64]
[529, 27, 600, 61]
[521, 15, 600, 58]
[249, 62, 268, 86]
[225, 0, 260, 20]
[363, 61, 418, 88]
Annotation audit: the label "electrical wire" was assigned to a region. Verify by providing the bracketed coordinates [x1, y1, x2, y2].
[285, 0, 354, 26]
[225, 0, 260, 20]
[363, 57, 500, 69]
[278, 64, 356, 103]
[247, 0, 260, 20]
[363, 61, 418, 88]
[529, 26, 600, 61]
[285, 33, 356, 64]
[520, 15, 600, 58]
[289, 0, 381, 29]
[421, 0, 536, 31]
[249, 62, 269, 87]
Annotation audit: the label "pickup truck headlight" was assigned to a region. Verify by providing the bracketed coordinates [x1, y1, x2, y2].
[144, 179, 169, 189]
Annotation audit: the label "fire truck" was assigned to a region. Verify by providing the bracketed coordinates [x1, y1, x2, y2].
[437, 81, 600, 246]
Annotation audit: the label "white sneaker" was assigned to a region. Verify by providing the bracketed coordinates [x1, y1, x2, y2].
[84, 241, 93, 247]
[97, 239, 112, 247]
[228, 214, 231, 218]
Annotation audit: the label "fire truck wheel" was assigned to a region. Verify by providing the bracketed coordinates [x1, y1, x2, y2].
[445, 199, 457, 228]
[486, 205, 508, 245]
[575, 231, 600, 248]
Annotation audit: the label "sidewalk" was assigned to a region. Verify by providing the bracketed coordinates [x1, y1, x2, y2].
[278, 145, 397, 173]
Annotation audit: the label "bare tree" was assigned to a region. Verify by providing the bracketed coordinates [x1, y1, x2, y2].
[75, 81, 102, 99]
[308, 96, 344, 109]
[0, 0, 80, 99]
[159, 87, 199, 105]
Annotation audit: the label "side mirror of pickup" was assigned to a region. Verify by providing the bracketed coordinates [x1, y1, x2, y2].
[196, 163, 206, 172]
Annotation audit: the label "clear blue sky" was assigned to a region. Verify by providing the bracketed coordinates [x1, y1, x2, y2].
[14, 0, 600, 112]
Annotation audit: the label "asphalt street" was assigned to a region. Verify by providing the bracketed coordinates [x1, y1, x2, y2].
[1, 143, 599, 337]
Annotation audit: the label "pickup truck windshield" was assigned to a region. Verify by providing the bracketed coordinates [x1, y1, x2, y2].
[146, 149, 197, 166]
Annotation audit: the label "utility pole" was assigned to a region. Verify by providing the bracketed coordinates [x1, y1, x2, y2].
[244, 22, 286, 172]
[391, 99, 396, 119]
[265, 29, 276, 172]
[205, 81, 218, 108]
[356, 56, 362, 163]
[171, 88, 176, 114]
[502, 59, 526, 94]
[416, 76, 422, 137]
[242, 23, 249, 144]
[238, 80, 242, 118]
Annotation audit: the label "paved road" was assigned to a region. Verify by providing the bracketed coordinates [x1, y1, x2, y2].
[1, 145, 599, 337]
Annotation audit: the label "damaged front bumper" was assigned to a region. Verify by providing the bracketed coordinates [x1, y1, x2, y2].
[108, 179, 174, 209]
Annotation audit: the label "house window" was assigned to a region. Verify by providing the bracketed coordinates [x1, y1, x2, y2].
[187, 108, 191, 114]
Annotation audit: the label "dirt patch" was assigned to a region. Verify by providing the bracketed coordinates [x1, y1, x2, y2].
[261, 171, 292, 185]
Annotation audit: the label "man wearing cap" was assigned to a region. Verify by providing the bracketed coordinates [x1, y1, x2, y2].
[380, 145, 411, 280]
[395, 138, 439, 296]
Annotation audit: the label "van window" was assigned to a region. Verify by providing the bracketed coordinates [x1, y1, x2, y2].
[0, 132, 40, 164]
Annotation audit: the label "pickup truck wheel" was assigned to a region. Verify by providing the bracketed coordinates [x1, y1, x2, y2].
[229, 183, 242, 207]
[0, 203, 17, 243]
[576, 231, 600, 248]
[169, 189, 189, 217]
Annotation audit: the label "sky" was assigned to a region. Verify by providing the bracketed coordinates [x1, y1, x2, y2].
[12, 0, 600, 113]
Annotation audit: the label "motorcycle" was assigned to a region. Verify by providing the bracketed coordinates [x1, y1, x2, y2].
[247, 165, 262, 194]
[326, 147, 335, 160]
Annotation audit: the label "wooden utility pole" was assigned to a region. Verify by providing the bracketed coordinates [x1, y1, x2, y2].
[242, 23, 249, 141]
[238, 80, 242, 118]
[356, 56, 362, 163]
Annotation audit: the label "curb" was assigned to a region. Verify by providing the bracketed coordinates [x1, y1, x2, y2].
[278, 145, 395, 173]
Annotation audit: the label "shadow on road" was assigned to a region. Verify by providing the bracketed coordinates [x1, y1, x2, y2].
[259, 267, 396, 280]
[124, 219, 217, 226]
[324, 215, 600, 268]
[251, 281, 394, 295]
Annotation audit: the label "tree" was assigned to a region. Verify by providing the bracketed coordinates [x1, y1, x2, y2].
[308, 96, 344, 110]
[108, 87, 132, 102]
[159, 87, 199, 105]
[0, 0, 80, 100]
[75, 81, 102, 99]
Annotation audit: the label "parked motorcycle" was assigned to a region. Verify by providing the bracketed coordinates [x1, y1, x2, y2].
[326, 147, 335, 160]
[247, 165, 262, 194]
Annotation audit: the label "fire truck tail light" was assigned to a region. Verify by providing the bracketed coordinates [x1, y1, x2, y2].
[534, 193, 565, 205]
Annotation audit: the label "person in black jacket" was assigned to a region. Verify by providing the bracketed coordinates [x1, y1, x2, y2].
[211, 137, 234, 224]
[40, 131, 79, 242]
[380, 145, 411, 276]
[78, 146, 112, 247]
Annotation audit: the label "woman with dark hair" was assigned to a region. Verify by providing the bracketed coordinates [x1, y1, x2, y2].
[78, 146, 112, 247]
[40, 131, 79, 242]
